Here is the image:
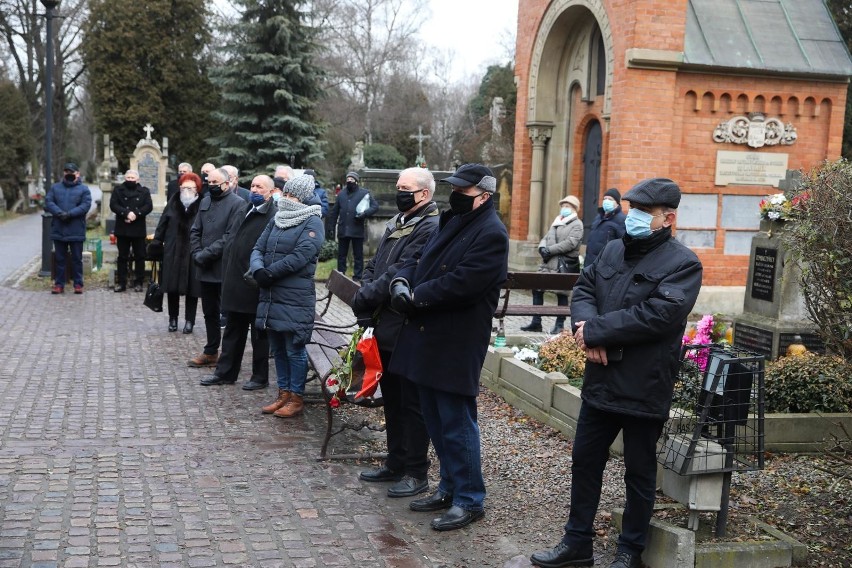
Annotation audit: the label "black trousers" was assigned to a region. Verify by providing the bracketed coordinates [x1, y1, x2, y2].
[337, 237, 365, 279]
[215, 311, 269, 382]
[380, 349, 430, 478]
[167, 293, 198, 323]
[199, 281, 222, 355]
[116, 235, 146, 286]
[529, 290, 569, 327]
[562, 404, 665, 556]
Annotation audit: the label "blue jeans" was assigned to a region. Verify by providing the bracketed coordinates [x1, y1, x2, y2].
[562, 404, 665, 556]
[54, 240, 83, 287]
[267, 330, 308, 395]
[417, 385, 485, 511]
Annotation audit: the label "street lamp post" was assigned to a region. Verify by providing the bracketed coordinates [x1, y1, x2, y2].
[39, 0, 61, 277]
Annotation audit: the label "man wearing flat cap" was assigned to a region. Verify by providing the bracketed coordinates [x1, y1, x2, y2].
[531, 178, 702, 568]
[387, 163, 508, 531]
[44, 162, 92, 294]
[328, 171, 378, 280]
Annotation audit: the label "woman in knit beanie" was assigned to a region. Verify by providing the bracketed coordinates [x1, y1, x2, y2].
[250, 174, 325, 418]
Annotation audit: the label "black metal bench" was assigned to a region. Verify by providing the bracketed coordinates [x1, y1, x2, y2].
[493, 271, 581, 334]
[309, 270, 386, 460]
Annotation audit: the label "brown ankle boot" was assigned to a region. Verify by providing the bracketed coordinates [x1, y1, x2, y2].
[262, 389, 290, 414]
[273, 394, 304, 418]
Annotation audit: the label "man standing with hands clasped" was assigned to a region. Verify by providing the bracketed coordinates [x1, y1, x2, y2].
[44, 162, 91, 295]
[530, 178, 702, 568]
[387, 163, 508, 531]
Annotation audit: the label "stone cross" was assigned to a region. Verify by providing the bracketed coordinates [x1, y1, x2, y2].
[777, 169, 802, 196]
[143, 123, 155, 140]
[409, 126, 431, 166]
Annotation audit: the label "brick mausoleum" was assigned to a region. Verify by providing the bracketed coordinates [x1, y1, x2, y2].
[509, 0, 852, 286]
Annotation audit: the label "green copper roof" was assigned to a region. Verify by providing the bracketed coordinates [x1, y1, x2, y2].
[684, 0, 852, 78]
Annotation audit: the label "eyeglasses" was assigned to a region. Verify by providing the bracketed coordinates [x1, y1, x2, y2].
[179, 186, 197, 191]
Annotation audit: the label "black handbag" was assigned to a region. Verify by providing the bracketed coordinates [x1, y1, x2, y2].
[557, 255, 580, 273]
[143, 261, 164, 312]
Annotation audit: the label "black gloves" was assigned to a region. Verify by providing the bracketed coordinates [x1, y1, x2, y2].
[253, 268, 274, 288]
[356, 315, 374, 328]
[243, 269, 258, 287]
[57, 212, 71, 221]
[192, 254, 205, 267]
[389, 280, 414, 314]
[539, 246, 551, 261]
[146, 240, 164, 261]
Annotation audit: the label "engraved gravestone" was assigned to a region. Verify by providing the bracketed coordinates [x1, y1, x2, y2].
[129, 124, 169, 211]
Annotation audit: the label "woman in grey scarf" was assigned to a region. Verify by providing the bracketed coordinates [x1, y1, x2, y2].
[250, 174, 325, 418]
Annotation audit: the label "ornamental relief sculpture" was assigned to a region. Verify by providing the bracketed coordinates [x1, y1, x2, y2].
[713, 113, 797, 148]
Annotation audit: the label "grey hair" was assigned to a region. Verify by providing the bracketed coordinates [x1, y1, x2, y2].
[274, 165, 294, 178]
[399, 167, 435, 197]
[211, 167, 230, 183]
[125, 169, 139, 177]
[178, 162, 193, 171]
[223, 165, 239, 178]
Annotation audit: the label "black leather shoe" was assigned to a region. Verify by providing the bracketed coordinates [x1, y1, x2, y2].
[199, 375, 237, 386]
[168, 318, 178, 332]
[242, 380, 269, 391]
[134, 284, 143, 292]
[182, 321, 194, 334]
[530, 541, 594, 568]
[520, 322, 543, 332]
[114, 285, 126, 293]
[359, 465, 402, 483]
[409, 490, 452, 512]
[609, 551, 641, 568]
[387, 476, 428, 498]
[550, 325, 565, 335]
[430, 505, 483, 531]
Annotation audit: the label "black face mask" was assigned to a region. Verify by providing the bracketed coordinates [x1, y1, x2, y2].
[395, 190, 419, 213]
[449, 191, 481, 215]
[208, 184, 224, 197]
[345, 181, 357, 192]
[64, 174, 76, 183]
[123, 180, 137, 189]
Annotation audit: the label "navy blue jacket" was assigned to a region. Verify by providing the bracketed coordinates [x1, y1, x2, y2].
[571, 228, 703, 419]
[329, 184, 378, 239]
[389, 199, 509, 397]
[250, 215, 324, 347]
[45, 179, 92, 242]
[584, 208, 626, 266]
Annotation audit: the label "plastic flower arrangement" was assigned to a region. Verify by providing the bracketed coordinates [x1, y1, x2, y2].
[758, 192, 793, 221]
[682, 314, 731, 371]
[325, 327, 364, 408]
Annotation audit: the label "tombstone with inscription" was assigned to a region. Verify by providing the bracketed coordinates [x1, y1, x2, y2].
[733, 170, 822, 359]
[129, 124, 169, 212]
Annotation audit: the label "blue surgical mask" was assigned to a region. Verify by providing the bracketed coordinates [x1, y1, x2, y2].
[560, 207, 575, 218]
[625, 208, 656, 239]
[272, 193, 281, 203]
[250, 192, 266, 206]
[602, 199, 618, 213]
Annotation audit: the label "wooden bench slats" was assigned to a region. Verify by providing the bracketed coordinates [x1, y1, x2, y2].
[501, 306, 572, 317]
[494, 271, 580, 323]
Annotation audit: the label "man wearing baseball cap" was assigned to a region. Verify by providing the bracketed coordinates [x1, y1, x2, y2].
[387, 163, 508, 531]
[44, 162, 92, 294]
[531, 178, 702, 568]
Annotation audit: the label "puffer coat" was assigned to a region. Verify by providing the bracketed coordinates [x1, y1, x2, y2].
[45, 179, 91, 242]
[153, 192, 202, 297]
[571, 228, 703, 419]
[250, 215, 325, 347]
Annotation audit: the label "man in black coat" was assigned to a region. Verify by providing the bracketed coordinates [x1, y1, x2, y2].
[530, 178, 703, 568]
[328, 171, 378, 280]
[388, 164, 508, 532]
[187, 167, 247, 368]
[200, 175, 276, 388]
[110, 169, 154, 292]
[351, 167, 440, 498]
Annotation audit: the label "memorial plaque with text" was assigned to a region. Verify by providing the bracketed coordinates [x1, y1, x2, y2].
[138, 153, 160, 195]
[733, 323, 773, 358]
[778, 333, 825, 357]
[751, 247, 777, 301]
[715, 151, 788, 186]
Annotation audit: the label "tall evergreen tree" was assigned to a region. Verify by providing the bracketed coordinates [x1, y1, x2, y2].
[209, 0, 324, 173]
[83, 0, 218, 166]
[0, 80, 34, 206]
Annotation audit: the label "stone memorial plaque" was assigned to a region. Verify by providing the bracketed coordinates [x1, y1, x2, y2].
[715, 151, 788, 187]
[138, 152, 159, 195]
[677, 194, 717, 228]
[733, 323, 773, 358]
[750, 246, 777, 301]
[721, 195, 763, 229]
[778, 333, 825, 357]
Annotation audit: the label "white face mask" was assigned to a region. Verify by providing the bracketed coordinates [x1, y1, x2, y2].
[180, 192, 198, 208]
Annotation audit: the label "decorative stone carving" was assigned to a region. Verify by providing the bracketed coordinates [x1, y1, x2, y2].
[713, 113, 797, 148]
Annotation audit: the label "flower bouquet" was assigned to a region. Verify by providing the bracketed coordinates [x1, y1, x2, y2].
[325, 327, 364, 408]
[682, 314, 732, 372]
[758, 192, 792, 221]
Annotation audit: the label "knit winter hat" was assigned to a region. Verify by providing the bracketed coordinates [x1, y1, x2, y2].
[603, 188, 621, 204]
[346, 171, 360, 182]
[283, 174, 316, 204]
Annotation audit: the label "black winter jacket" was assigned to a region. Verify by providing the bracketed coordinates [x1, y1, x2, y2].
[153, 193, 202, 297]
[189, 189, 246, 283]
[571, 228, 703, 419]
[389, 199, 509, 397]
[352, 201, 440, 351]
[220, 200, 276, 314]
[329, 184, 378, 239]
[585, 208, 626, 266]
[110, 182, 153, 238]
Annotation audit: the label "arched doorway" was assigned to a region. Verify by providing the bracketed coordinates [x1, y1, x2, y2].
[581, 121, 602, 237]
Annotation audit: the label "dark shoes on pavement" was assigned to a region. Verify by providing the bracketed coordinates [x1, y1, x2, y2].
[188, 353, 218, 367]
[550, 325, 564, 335]
[359, 465, 402, 483]
[200, 374, 236, 386]
[430, 505, 483, 531]
[609, 551, 642, 568]
[182, 321, 194, 334]
[114, 285, 126, 292]
[133, 283, 143, 292]
[530, 541, 594, 568]
[168, 317, 178, 332]
[73, 284, 83, 294]
[387, 475, 428, 498]
[51, 285, 64, 294]
[520, 322, 543, 332]
[242, 379, 268, 391]
[409, 490, 452, 512]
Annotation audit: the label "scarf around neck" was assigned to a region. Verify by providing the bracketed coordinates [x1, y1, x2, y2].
[274, 198, 321, 229]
